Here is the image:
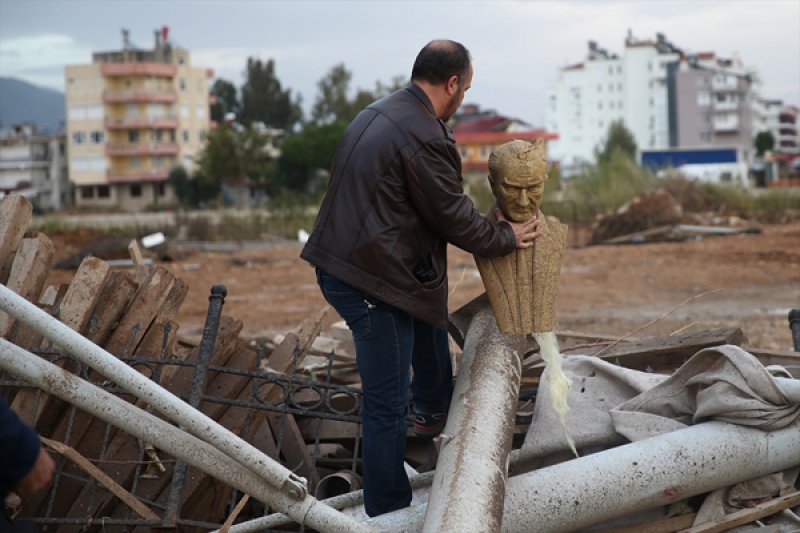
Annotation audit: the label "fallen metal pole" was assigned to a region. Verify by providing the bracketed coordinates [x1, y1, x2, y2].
[0, 338, 375, 533]
[0, 283, 306, 499]
[421, 304, 525, 533]
[232, 367, 800, 532]
[368, 420, 800, 532]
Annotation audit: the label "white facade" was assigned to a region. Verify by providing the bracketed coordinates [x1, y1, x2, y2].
[548, 34, 680, 175]
[0, 124, 69, 211]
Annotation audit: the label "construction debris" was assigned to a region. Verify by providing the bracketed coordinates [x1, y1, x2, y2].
[1, 194, 798, 532]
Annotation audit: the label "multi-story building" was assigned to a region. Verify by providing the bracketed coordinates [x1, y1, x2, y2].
[547, 32, 681, 175]
[65, 27, 211, 210]
[0, 123, 69, 211]
[547, 32, 762, 178]
[668, 53, 754, 162]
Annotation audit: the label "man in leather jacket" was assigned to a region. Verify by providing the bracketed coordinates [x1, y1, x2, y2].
[301, 39, 540, 516]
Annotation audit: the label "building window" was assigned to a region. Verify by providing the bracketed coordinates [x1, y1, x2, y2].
[199, 130, 206, 142]
[459, 146, 467, 158]
[129, 130, 140, 143]
[90, 131, 105, 144]
[153, 156, 164, 167]
[697, 92, 711, 107]
[72, 132, 86, 144]
[608, 83, 614, 91]
[81, 186, 94, 199]
[480, 145, 487, 157]
[179, 78, 186, 91]
[157, 182, 166, 197]
[196, 104, 205, 118]
[180, 103, 189, 118]
[183, 130, 189, 143]
[131, 184, 142, 197]
[129, 157, 140, 169]
[153, 129, 164, 142]
[178, 55, 186, 65]
[98, 185, 110, 198]
[598, 102, 603, 110]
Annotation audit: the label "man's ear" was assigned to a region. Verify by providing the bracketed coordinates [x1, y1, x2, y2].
[446, 75, 459, 96]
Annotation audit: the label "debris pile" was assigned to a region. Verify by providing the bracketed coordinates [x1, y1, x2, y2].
[1, 194, 798, 532]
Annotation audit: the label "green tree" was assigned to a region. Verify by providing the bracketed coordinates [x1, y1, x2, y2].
[595, 120, 638, 163]
[168, 165, 219, 208]
[754, 130, 775, 157]
[209, 78, 240, 123]
[277, 122, 348, 191]
[240, 57, 303, 130]
[310, 65, 405, 125]
[196, 123, 278, 191]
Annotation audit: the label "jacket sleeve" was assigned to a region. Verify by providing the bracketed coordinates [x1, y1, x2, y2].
[406, 138, 516, 257]
[0, 396, 41, 497]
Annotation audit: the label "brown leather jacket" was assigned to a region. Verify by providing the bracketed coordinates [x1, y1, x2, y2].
[300, 84, 516, 328]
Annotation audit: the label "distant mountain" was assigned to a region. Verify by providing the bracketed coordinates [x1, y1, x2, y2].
[0, 77, 65, 135]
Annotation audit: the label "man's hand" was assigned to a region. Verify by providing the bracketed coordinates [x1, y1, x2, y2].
[14, 447, 55, 496]
[496, 209, 543, 249]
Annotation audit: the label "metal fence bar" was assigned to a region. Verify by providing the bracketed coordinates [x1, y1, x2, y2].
[0, 338, 377, 533]
[0, 283, 308, 500]
[165, 284, 227, 523]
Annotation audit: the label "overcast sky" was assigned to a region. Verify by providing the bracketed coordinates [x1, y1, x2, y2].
[1, 0, 798, 126]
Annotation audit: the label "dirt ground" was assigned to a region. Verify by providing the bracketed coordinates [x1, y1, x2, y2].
[45, 222, 800, 352]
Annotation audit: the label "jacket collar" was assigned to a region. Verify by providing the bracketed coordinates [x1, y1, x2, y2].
[406, 83, 436, 117]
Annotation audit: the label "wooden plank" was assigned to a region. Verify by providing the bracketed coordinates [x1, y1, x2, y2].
[133, 315, 179, 359]
[160, 277, 188, 320]
[127, 239, 149, 284]
[680, 491, 800, 533]
[12, 257, 110, 428]
[12, 284, 66, 351]
[529, 327, 747, 375]
[53, 256, 111, 333]
[104, 266, 175, 357]
[85, 270, 139, 347]
[594, 513, 695, 533]
[267, 412, 320, 491]
[0, 233, 54, 338]
[0, 195, 32, 284]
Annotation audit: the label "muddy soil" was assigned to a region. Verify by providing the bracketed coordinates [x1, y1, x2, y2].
[45, 222, 800, 352]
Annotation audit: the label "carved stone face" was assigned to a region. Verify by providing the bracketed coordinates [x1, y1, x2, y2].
[488, 139, 548, 222]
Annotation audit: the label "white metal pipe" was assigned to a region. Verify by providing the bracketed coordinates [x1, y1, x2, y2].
[0, 338, 375, 533]
[368, 420, 800, 532]
[421, 305, 524, 533]
[0, 283, 306, 499]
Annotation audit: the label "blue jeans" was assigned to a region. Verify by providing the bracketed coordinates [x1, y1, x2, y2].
[315, 268, 453, 516]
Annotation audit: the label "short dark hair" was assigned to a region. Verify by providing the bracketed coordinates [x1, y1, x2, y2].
[411, 40, 471, 85]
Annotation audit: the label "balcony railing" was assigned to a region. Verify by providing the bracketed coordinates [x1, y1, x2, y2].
[103, 90, 177, 103]
[105, 117, 178, 130]
[106, 143, 179, 157]
[711, 76, 738, 92]
[713, 100, 739, 112]
[106, 169, 169, 183]
[713, 117, 739, 131]
[101, 62, 176, 77]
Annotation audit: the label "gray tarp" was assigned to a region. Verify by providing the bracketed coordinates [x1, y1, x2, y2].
[523, 344, 800, 531]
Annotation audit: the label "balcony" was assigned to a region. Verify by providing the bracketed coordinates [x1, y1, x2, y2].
[713, 100, 739, 112]
[713, 116, 739, 132]
[106, 143, 179, 157]
[106, 170, 169, 183]
[105, 117, 178, 130]
[101, 62, 176, 77]
[711, 76, 738, 92]
[103, 90, 177, 103]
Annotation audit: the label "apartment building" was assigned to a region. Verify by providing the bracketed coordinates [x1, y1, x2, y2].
[65, 27, 211, 210]
[0, 123, 69, 211]
[668, 53, 754, 162]
[547, 32, 681, 175]
[547, 32, 764, 178]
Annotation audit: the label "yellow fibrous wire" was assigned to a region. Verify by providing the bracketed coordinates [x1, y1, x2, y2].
[533, 331, 578, 458]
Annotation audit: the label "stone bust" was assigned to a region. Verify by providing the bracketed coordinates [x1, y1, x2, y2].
[475, 139, 567, 334]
